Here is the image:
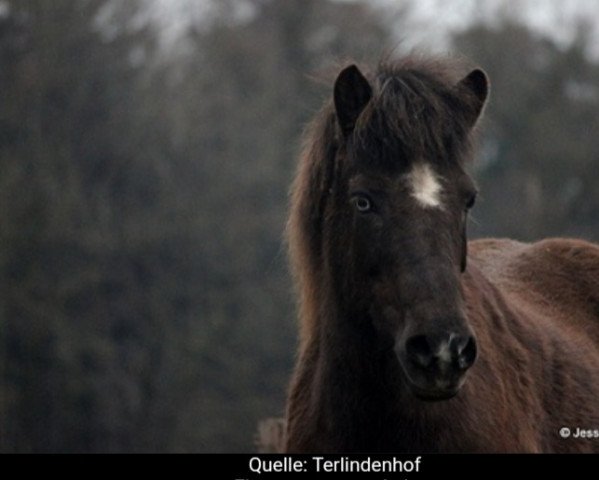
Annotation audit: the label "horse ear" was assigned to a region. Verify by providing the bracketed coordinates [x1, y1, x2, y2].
[456, 68, 489, 127]
[334, 65, 372, 136]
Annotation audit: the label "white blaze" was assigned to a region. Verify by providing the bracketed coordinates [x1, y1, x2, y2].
[407, 163, 443, 209]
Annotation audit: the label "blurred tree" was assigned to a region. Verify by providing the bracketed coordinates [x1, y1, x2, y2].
[0, 0, 169, 452]
[0, 0, 397, 452]
[454, 21, 599, 241]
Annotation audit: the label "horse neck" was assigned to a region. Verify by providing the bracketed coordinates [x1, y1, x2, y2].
[307, 294, 405, 448]
[317, 293, 382, 375]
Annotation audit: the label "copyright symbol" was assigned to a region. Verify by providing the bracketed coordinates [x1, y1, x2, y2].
[559, 427, 571, 438]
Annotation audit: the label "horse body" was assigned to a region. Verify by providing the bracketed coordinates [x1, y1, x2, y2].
[285, 57, 599, 453]
[469, 238, 599, 452]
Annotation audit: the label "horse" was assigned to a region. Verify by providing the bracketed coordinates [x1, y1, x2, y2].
[284, 56, 599, 453]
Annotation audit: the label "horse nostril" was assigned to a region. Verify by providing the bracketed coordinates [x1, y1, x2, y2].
[456, 336, 477, 370]
[405, 334, 434, 369]
[404, 333, 477, 373]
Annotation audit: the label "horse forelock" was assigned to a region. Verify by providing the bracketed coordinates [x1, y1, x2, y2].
[351, 59, 476, 172]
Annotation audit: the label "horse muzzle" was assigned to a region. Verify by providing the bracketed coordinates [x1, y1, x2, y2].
[395, 329, 477, 401]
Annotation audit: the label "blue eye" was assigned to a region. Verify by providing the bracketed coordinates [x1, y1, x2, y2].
[353, 195, 372, 213]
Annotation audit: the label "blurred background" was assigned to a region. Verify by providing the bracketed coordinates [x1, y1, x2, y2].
[1, 0, 598, 452]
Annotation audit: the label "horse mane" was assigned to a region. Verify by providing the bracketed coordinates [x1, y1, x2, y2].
[288, 55, 484, 350]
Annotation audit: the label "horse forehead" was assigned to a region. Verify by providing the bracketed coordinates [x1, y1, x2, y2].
[405, 163, 444, 209]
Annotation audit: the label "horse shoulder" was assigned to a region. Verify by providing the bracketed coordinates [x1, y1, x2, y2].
[470, 237, 599, 344]
[467, 238, 599, 452]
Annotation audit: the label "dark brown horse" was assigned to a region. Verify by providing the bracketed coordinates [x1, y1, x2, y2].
[285, 56, 599, 453]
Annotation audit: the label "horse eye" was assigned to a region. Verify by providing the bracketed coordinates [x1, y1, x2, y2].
[353, 195, 372, 213]
[465, 192, 477, 210]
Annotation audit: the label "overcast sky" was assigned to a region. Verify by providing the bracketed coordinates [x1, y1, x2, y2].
[151, 0, 599, 58]
[403, 0, 599, 51]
